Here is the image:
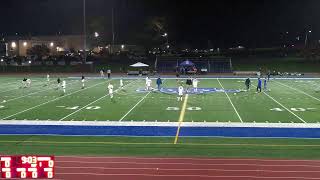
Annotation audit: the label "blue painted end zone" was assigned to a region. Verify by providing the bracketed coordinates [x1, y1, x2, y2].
[1, 125, 320, 138]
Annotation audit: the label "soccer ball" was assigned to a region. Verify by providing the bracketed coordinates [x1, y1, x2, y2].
[2, 100, 6, 103]
[234, 93, 237, 95]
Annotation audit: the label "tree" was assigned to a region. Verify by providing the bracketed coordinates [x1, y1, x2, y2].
[26, 45, 50, 65]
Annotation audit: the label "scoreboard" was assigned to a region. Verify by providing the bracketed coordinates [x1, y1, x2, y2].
[0, 155, 54, 179]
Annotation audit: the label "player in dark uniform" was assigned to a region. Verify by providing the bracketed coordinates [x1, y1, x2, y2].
[56, 78, 61, 90]
[256, 78, 262, 93]
[156, 77, 162, 91]
[186, 77, 192, 92]
[245, 78, 251, 91]
[21, 78, 27, 88]
[81, 75, 85, 89]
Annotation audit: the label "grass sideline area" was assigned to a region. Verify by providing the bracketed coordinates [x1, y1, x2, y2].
[1, 135, 320, 159]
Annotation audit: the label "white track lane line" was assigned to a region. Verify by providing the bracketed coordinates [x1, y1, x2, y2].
[253, 84, 306, 123]
[59, 80, 136, 121]
[217, 78, 243, 123]
[1, 81, 108, 120]
[274, 80, 320, 102]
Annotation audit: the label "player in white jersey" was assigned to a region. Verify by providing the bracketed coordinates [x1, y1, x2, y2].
[145, 76, 149, 90]
[26, 79, 31, 88]
[192, 78, 199, 92]
[146, 78, 152, 91]
[100, 70, 105, 78]
[108, 83, 114, 98]
[45, 74, 50, 86]
[120, 78, 124, 89]
[81, 75, 85, 89]
[21, 78, 27, 88]
[178, 85, 184, 101]
[62, 80, 66, 94]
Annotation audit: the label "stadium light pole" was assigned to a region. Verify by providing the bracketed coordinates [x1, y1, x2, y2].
[305, 30, 312, 48]
[83, 0, 87, 63]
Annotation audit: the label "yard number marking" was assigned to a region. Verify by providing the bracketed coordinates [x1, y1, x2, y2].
[270, 107, 316, 112]
[166, 107, 201, 111]
[57, 106, 101, 110]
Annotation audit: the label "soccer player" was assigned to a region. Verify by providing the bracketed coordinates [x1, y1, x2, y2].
[22, 78, 27, 88]
[245, 78, 251, 91]
[26, 79, 31, 88]
[81, 75, 85, 89]
[186, 77, 192, 92]
[192, 78, 199, 92]
[57, 78, 61, 90]
[62, 80, 66, 94]
[47, 74, 50, 82]
[156, 77, 162, 91]
[264, 77, 268, 91]
[145, 76, 149, 90]
[120, 78, 124, 89]
[100, 69, 105, 78]
[107, 69, 111, 79]
[45, 74, 50, 86]
[267, 70, 271, 81]
[177, 85, 184, 101]
[108, 83, 114, 98]
[146, 78, 152, 91]
[256, 78, 262, 93]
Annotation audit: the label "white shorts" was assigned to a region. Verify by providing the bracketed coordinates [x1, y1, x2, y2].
[109, 90, 113, 94]
[178, 92, 183, 96]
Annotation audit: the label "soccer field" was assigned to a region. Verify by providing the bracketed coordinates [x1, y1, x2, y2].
[0, 76, 319, 123]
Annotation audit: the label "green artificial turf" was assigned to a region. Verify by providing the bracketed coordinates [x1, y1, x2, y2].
[0, 77, 319, 123]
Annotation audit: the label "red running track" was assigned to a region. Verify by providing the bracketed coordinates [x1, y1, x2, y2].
[54, 156, 320, 180]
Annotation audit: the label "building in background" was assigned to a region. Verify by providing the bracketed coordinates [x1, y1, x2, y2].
[5, 35, 85, 57]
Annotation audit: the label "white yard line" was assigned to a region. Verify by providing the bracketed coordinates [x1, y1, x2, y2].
[274, 81, 320, 102]
[1, 81, 108, 120]
[119, 79, 165, 121]
[59, 80, 136, 121]
[252, 84, 307, 123]
[217, 78, 243, 123]
[119, 91, 152, 121]
[4, 81, 79, 103]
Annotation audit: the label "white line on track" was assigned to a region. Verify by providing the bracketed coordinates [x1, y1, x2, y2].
[55, 155, 320, 162]
[1, 81, 107, 120]
[54, 166, 320, 173]
[55, 172, 320, 179]
[59, 80, 136, 121]
[274, 81, 320, 102]
[56, 160, 320, 168]
[217, 78, 243, 123]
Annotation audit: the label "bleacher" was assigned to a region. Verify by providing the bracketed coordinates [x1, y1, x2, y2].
[156, 56, 233, 73]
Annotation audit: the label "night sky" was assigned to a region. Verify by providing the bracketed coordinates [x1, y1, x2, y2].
[0, 0, 319, 48]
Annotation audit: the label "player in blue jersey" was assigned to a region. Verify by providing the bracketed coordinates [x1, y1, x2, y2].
[256, 78, 262, 93]
[156, 77, 162, 91]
